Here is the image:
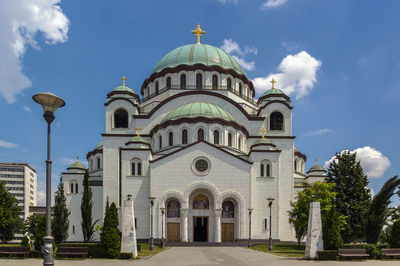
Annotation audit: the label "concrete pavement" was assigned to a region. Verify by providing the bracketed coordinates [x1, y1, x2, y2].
[0, 247, 399, 266]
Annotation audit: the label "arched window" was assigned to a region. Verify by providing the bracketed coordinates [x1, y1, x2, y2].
[238, 136, 242, 150]
[212, 75, 218, 90]
[114, 109, 128, 128]
[155, 81, 159, 95]
[239, 83, 242, 95]
[159, 135, 162, 149]
[180, 74, 186, 89]
[75, 183, 78, 193]
[168, 132, 173, 146]
[196, 73, 202, 90]
[137, 162, 142, 176]
[227, 78, 232, 90]
[270, 112, 283, 130]
[260, 160, 272, 177]
[70, 183, 74, 193]
[166, 77, 171, 89]
[70, 180, 78, 193]
[228, 133, 232, 147]
[131, 162, 136, 175]
[182, 129, 188, 144]
[72, 225, 75, 234]
[198, 129, 204, 141]
[294, 160, 298, 171]
[131, 159, 142, 176]
[222, 201, 235, 218]
[193, 195, 209, 209]
[213, 130, 220, 145]
[90, 159, 93, 170]
[97, 158, 101, 169]
[167, 199, 180, 217]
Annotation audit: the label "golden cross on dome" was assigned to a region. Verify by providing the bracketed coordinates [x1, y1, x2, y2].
[316, 158, 319, 165]
[136, 126, 141, 136]
[121, 75, 127, 86]
[76, 155, 79, 162]
[270, 78, 276, 89]
[191, 24, 206, 44]
[261, 128, 266, 139]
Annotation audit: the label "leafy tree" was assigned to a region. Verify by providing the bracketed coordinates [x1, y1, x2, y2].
[288, 181, 345, 248]
[24, 214, 46, 250]
[365, 176, 400, 243]
[326, 151, 371, 243]
[81, 170, 99, 242]
[21, 235, 30, 248]
[389, 219, 400, 248]
[0, 182, 23, 243]
[323, 203, 343, 250]
[52, 179, 70, 244]
[100, 202, 121, 258]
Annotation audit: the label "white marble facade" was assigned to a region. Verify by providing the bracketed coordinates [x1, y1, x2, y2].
[61, 38, 327, 243]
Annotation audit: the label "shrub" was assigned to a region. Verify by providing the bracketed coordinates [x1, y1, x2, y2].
[317, 250, 338, 260]
[389, 220, 400, 248]
[21, 236, 30, 248]
[119, 252, 133, 259]
[57, 243, 104, 258]
[100, 202, 121, 258]
[341, 243, 390, 259]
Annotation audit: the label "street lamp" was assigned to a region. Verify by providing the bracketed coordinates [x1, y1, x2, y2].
[148, 196, 156, 251]
[248, 208, 253, 248]
[267, 197, 274, 251]
[160, 207, 165, 248]
[33, 92, 65, 266]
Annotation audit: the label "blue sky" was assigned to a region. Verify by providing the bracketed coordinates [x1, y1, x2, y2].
[0, 0, 399, 205]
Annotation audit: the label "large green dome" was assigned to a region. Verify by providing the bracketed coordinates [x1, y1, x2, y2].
[161, 102, 236, 123]
[152, 44, 244, 75]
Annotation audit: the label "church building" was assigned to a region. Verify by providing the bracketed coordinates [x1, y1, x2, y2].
[61, 25, 327, 243]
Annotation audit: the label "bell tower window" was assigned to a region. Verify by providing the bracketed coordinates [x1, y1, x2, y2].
[196, 73, 202, 89]
[180, 74, 186, 89]
[270, 112, 283, 130]
[114, 109, 128, 128]
[182, 129, 188, 144]
[212, 75, 218, 90]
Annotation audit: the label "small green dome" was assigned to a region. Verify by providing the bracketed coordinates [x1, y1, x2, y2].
[95, 141, 103, 149]
[111, 85, 136, 95]
[161, 102, 236, 123]
[253, 138, 273, 146]
[128, 135, 148, 144]
[308, 164, 325, 172]
[261, 88, 286, 97]
[68, 158, 86, 170]
[152, 44, 244, 75]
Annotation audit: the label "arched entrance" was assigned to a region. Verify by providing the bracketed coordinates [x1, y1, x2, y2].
[188, 189, 215, 242]
[165, 198, 181, 242]
[221, 199, 236, 242]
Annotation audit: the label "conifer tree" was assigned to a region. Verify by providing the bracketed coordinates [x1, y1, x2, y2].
[100, 202, 121, 258]
[24, 214, 46, 250]
[323, 203, 343, 250]
[365, 176, 400, 243]
[0, 182, 23, 243]
[389, 219, 400, 248]
[326, 151, 371, 243]
[81, 170, 98, 242]
[52, 178, 70, 244]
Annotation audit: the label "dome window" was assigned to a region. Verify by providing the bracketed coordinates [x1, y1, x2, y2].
[227, 78, 232, 90]
[196, 73, 202, 90]
[182, 129, 188, 144]
[155, 81, 159, 95]
[212, 75, 218, 90]
[114, 109, 128, 128]
[198, 129, 204, 141]
[213, 130, 219, 145]
[180, 74, 186, 89]
[228, 133, 232, 147]
[239, 83, 242, 95]
[166, 77, 171, 89]
[97, 157, 101, 169]
[168, 132, 174, 146]
[270, 112, 283, 131]
[159, 135, 162, 149]
[238, 135, 242, 150]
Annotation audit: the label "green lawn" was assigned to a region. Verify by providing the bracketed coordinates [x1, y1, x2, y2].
[136, 243, 165, 259]
[251, 244, 305, 258]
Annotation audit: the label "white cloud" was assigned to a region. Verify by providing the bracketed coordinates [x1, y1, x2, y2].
[0, 139, 18, 148]
[22, 105, 31, 112]
[220, 39, 257, 71]
[37, 189, 46, 205]
[0, 0, 69, 103]
[302, 128, 331, 137]
[262, 0, 288, 9]
[324, 146, 391, 178]
[218, 0, 239, 4]
[252, 51, 322, 99]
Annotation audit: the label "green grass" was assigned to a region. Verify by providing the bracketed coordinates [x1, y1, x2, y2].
[251, 244, 305, 258]
[136, 243, 165, 259]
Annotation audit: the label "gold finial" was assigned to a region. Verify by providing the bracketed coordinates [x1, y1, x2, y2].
[316, 158, 319, 165]
[261, 128, 266, 139]
[191, 24, 206, 44]
[121, 75, 127, 86]
[270, 78, 276, 89]
[76, 155, 79, 162]
[136, 126, 141, 136]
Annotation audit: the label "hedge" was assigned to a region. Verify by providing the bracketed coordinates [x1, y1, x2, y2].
[57, 243, 104, 258]
[341, 244, 390, 259]
[317, 250, 338, 260]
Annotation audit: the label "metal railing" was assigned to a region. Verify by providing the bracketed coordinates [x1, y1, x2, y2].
[140, 85, 257, 105]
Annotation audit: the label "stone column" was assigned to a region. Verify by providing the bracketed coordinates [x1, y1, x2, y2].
[214, 209, 222, 242]
[305, 201, 324, 259]
[120, 195, 137, 258]
[181, 208, 188, 242]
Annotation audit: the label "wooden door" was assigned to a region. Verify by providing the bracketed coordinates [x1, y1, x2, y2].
[222, 223, 234, 242]
[167, 223, 180, 242]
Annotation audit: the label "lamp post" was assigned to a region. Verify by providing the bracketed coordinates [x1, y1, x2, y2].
[33, 92, 65, 266]
[248, 208, 253, 248]
[267, 197, 274, 251]
[149, 196, 156, 251]
[160, 207, 165, 248]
